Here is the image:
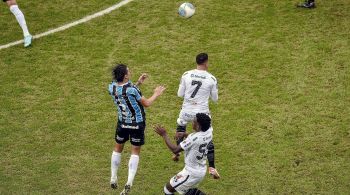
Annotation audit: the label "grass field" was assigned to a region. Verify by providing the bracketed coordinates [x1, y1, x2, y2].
[1, 0, 350, 194]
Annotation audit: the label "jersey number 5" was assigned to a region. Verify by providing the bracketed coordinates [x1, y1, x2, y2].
[196, 143, 208, 160]
[191, 80, 202, 98]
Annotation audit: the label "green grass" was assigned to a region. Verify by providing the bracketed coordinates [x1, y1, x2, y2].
[1, 0, 350, 194]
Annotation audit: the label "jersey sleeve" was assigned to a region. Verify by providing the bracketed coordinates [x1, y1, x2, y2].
[108, 82, 115, 96]
[180, 134, 196, 150]
[129, 87, 142, 101]
[210, 77, 218, 102]
[177, 73, 187, 98]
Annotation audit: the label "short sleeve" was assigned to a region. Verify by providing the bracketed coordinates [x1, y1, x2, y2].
[129, 87, 142, 101]
[177, 73, 187, 97]
[108, 82, 116, 96]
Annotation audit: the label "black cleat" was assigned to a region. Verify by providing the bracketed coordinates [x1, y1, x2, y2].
[120, 185, 131, 195]
[296, 1, 316, 8]
[111, 183, 118, 189]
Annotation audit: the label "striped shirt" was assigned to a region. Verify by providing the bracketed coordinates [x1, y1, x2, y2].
[108, 81, 145, 124]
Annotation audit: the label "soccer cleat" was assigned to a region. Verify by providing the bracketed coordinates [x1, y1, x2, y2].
[296, 1, 316, 8]
[208, 167, 220, 179]
[24, 35, 32, 47]
[110, 182, 118, 189]
[172, 153, 180, 162]
[120, 184, 131, 195]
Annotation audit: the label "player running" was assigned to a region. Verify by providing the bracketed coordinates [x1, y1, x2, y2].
[154, 113, 213, 195]
[108, 64, 166, 195]
[174, 53, 220, 179]
[3, 0, 32, 47]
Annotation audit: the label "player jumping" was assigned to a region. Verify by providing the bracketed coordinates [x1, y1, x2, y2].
[154, 113, 213, 195]
[174, 53, 220, 179]
[3, 0, 32, 47]
[108, 64, 166, 195]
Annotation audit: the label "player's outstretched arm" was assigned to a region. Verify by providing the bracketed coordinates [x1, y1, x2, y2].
[140, 85, 166, 107]
[154, 125, 183, 154]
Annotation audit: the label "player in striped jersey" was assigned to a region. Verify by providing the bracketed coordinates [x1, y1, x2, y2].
[108, 64, 166, 195]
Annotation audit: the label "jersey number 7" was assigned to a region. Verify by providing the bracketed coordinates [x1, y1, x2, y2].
[191, 80, 202, 98]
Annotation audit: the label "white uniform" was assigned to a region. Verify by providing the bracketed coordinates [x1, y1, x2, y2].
[169, 127, 213, 194]
[177, 69, 218, 126]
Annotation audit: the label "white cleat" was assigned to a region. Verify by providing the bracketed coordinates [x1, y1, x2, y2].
[24, 35, 32, 47]
[208, 167, 220, 179]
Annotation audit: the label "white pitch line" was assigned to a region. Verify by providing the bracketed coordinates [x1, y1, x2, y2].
[0, 0, 134, 51]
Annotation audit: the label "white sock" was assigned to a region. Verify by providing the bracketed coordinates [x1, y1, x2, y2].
[111, 151, 121, 182]
[10, 5, 30, 37]
[126, 154, 139, 186]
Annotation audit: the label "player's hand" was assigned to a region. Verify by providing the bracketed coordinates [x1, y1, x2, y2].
[154, 85, 166, 96]
[154, 125, 167, 137]
[137, 73, 148, 85]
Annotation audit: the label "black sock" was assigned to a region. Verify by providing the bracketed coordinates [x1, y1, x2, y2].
[176, 125, 186, 145]
[207, 141, 215, 168]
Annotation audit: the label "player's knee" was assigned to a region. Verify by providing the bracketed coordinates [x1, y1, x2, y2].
[185, 188, 206, 195]
[6, 0, 17, 6]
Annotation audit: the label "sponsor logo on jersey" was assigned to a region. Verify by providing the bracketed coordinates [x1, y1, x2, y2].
[191, 74, 206, 79]
[121, 124, 139, 129]
[203, 135, 212, 141]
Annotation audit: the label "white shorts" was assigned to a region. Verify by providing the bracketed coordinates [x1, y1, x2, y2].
[169, 168, 205, 194]
[177, 109, 210, 127]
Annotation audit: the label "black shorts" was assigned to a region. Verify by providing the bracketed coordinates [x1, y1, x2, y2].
[3, 0, 9, 2]
[115, 122, 146, 146]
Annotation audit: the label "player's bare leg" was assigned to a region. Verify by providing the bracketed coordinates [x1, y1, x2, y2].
[207, 141, 220, 179]
[6, 0, 32, 47]
[120, 145, 140, 195]
[111, 143, 124, 189]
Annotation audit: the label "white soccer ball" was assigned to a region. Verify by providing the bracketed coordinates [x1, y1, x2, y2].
[178, 3, 195, 18]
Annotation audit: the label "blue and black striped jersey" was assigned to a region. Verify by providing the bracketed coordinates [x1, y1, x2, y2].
[108, 81, 145, 124]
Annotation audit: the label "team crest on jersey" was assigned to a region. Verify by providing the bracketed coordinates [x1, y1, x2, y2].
[173, 174, 183, 182]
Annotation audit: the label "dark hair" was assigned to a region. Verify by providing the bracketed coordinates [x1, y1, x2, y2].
[112, 64, 128, 82]
[196, 53, 208, 65]
[196, 113, 211, 132]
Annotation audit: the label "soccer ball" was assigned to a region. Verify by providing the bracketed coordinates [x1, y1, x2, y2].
[178, 3, 195, 18]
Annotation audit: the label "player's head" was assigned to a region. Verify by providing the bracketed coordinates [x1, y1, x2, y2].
[196, 53, 209, 66]
[112, 64, 130, 82]
[193, 113, 211, 132]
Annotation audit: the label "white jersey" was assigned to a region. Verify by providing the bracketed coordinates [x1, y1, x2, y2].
[180, 127, 213, 176]
[178, 69, 218, 113]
